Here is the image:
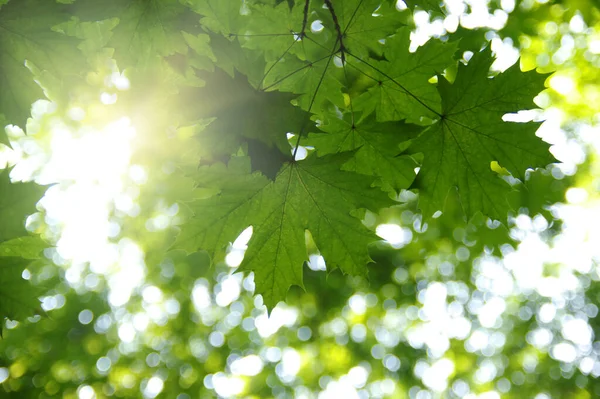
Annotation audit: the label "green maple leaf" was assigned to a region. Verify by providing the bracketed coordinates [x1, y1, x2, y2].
[316, 0, 404, 59]
[184, 0, 247, 36]
[0, 0, 84, 127]
[306, 114, 422, 191]
[204, 0, 405, 112]
[407, 48, 554, 220]
[0, 170, 46, 322]
[262, 0, 404, 110]
[261, 52, 346, 110]
[352, 27, 458, 124]
[181, 67, 310, 169]
[175, 157, 271, 261]
[0, 170, 45, 243]
[403, 0, 444, 13]
[0, 236, 46, 259]
[232, 0, 304, 63]
[0, 256, 43, 322]
[0, 115, 8, 147]
[176, 154, 394, 309]
[70, 0, 195, 69]
[510, 167, 570, 218]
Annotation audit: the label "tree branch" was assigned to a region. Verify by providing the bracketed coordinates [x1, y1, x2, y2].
[323, 0, 345, 63]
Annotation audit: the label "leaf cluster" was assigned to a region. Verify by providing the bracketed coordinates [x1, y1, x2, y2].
[0, 0, 557, 311]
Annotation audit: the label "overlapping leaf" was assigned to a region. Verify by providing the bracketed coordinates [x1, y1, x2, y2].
[184, 0, 247, 37]
[307, 114, 422, 191]
[0, 116, 8, 147]
[70, 0, 197, 69]
[315, 0, 404, 59]
[0, 0, 558, 314]
[261, 0, 405, 109]
[0, 0, 84, 127]
[352, 27, 458, 124]
[179, 67, 310, 175]
[176, 155, 394, 308]
[407, 48, 554, 219]
[0, 171, 45, 242]
[0, 256, 43, 322]
[0, 170, 46, 321]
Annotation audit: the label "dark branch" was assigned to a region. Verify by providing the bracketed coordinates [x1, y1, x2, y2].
[323, 0, 346, 63]
[300, 0, 311, 37]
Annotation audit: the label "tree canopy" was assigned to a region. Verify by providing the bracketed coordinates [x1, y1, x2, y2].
[0, 0, 599, 398]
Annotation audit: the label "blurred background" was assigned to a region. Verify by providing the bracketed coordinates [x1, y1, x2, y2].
[2, 0, 600, 398]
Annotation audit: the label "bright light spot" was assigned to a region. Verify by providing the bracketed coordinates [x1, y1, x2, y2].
[549, 75, 575, 95]
[562, 318, 593, 346]
[77, 385, 96, 399]
[475, 360, 497, 384]
[212, 373, 245, 397]
[383, 354, 401, 372]
[0, 368, 9, 383]
[491, 37, 519, 72]
[209, 331, 225, 347]
[129, 165, 147, 184]
[566, 187, 588, 204]
[478, 297, 505, 328]
[142, 286, 163, 304]
[110, 72, 131, 90]
[579, 357, 595, 374]
[25, 114, 143, 310]
[311, 20, 324, 33]
[351, 324, 367, 342]
[278, 348, 301, 382]
[347, 365, 369, 388]
[215, 274, 242, 307]
[107, 240, 146, 306]
[478, 392, 501, 399]
[118, 322, 136, 343]
[538, 303, 556, 323]
[143, 376, 164, 398]
[501, 0, 515, 12]
[226, 227, 252, 267]
[551, 342, 577, 363]
[78, 309, 94, 325]
[255, 305, 298, 338]
[67, 107, 86, 121]
[569, 13, 585, 33]
[230, 355, 264, 376]
[133, 312, 150, 331]
[192, 280, 212, 311]
[376, 223, 412, 248]
[294, 146, 308, 160]
[528, 328, 553, 349]
[96, 357, 111, 373]
[395, 0, 407, 11]
[421, 358, 454, 391]
[225, 251, 244, 267]
[232, 226, 252, 249]
[100, 92, 117, 105]
[349, 294, 367, 315]
[466, 329, 489, 352]
[319, 380, 360, 399]
[308, 254, 326, 271]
